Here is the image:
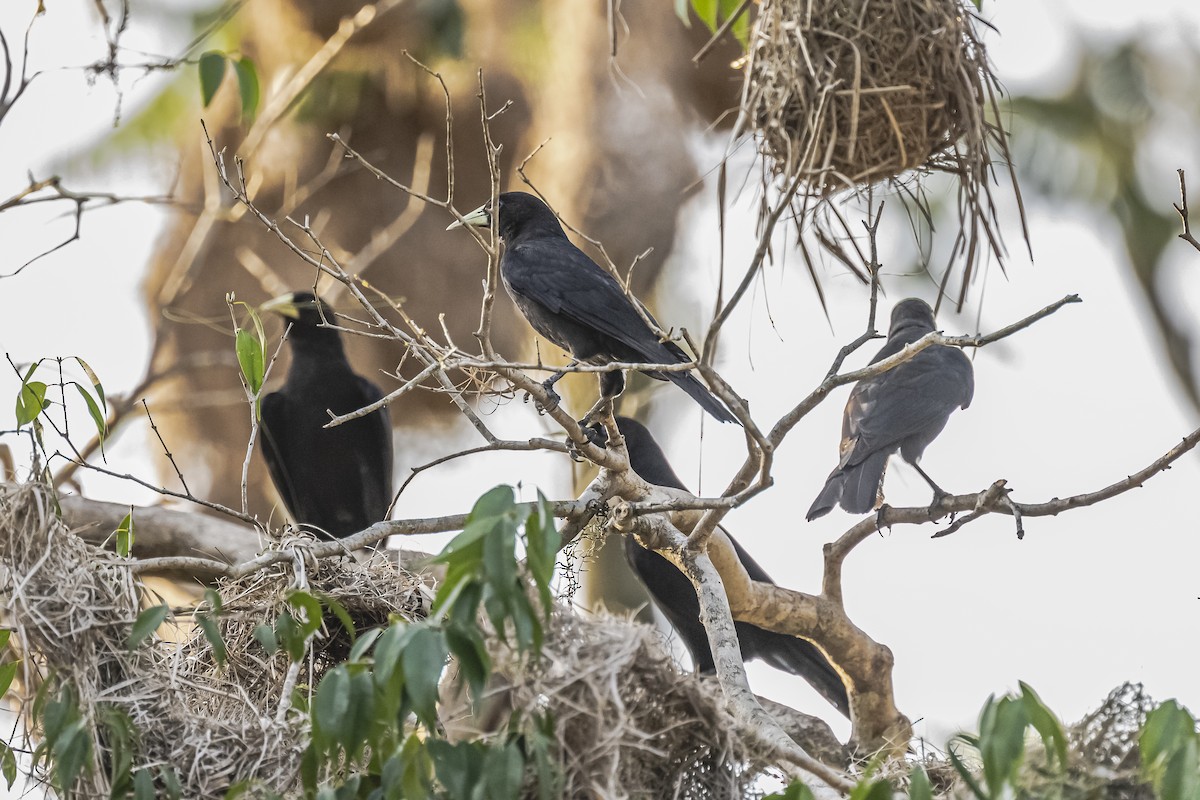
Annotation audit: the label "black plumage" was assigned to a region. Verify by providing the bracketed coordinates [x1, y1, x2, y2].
[259, 292, 393, 539]
[606, 416, 850, 717]
[807, 298, 974, 520]
[448, 192, 738, 424]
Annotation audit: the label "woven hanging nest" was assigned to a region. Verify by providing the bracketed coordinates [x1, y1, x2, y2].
[738, 0, 1024, 305]
[743, 0, 995, 189]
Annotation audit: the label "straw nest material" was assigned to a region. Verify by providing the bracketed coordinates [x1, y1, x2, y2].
[0, 481, 427, 798]
[743, 0, 997, 191]
[441, 609, 842, 800]
[0, 482, 841, 799]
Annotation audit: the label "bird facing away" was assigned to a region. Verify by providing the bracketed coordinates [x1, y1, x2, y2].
[806, 298, 974, 521]
[447, 192, 738, 424]
[258, 292, 393, 539]
[600, 415, 850, 717]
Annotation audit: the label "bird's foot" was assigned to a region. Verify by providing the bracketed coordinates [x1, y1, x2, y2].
[566, 419, 608, 462]
[874, 503, 892, 532]
[927, 488, 950, 517]
[525, 381, 561, 415]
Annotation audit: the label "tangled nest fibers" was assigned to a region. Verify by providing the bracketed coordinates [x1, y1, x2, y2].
[0, 482, 815, 798]
[743, 0, 999, 189]
[740, 0, 1022, 304]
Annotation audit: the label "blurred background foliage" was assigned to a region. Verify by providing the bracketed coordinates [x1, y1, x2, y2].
[23, 0, 1195, 633]
[47, 0, 1200, 626]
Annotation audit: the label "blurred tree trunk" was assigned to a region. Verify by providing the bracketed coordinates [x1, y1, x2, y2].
[138, 0, 743, 569]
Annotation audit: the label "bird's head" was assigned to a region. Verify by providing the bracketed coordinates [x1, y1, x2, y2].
[888, 297, 937, 336]
[446, 191, 564, 242]
[260, 291, 334, 329]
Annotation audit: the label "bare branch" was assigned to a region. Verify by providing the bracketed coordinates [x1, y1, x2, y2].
[1174, 168, 1200, 253]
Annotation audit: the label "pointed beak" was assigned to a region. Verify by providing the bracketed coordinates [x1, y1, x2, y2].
[446, 204, 491, 231]
[260, 293, 300, 320]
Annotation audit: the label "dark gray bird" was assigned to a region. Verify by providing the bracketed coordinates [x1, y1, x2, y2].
[807, 298, 974, 520]
[259, 292, 393, 539]
[596, 416, 850, 717]
[447, 192, 738, 424]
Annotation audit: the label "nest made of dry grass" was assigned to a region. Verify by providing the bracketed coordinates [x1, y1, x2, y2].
[739, 0, 1024, 307]
[744, 0, 995, 190]
[2, 482, 825, 799]
[0, 482, 427, 798]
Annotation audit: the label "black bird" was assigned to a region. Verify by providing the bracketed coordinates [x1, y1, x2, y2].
[806, 298, 974, 520]
[599, 415, 850, 717]
[258, 292, 393, 539]
[447, 192, 738, 424]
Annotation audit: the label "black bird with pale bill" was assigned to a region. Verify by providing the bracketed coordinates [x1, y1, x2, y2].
[258, 292, 394, 540]
[593, 415, 850, 717]
[807, 297, 974, 520]
[447, 192, 738, 425]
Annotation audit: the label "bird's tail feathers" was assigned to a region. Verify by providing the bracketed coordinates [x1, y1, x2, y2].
[663, 370, 739, 424]
[754, 633, 851, 718]
[806, 471, 844, 521]
[807, 449, 890, 520]
[838, 450, 890, 514]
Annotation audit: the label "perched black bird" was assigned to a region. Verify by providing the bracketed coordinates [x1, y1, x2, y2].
[600, 415, 850, 717]
[806, 298, 974, 520]
[447, 192, 738, 424]
[258, 292, 393, 539]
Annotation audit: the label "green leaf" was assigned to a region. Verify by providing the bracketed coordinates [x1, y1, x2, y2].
[849, 767, 895, 800]
[198, 51, 227, 108]
[128, 604, 170, 649]
[196, 613, 227, 665]
[52, 717, 92, 792]
[373, 622, 413, 690]
[947, 740, 990, 800]
[313, 666, 351, 753]
[348, 626, 381, 661]
[674, 0, 691, 25]
[481, 505, 517, 589]
[401, 627, 447, 728]
[72, 382, 107, 453]
[1161, 734, 1200, 800]
[764, 780, 816, 800]
[15, 380, 48, 426]
[0, 661, 19, 697]
[692, 0, 718, 30]
[204, 588, 224, 615]
[0, 741, 16, 789]
[445, 624, 490, 702]
[1020, 681, 1068, 769]
[319, 593, 356, 643]
[275, 610, 306, 662]
[978, 695, 1028, 798]
[907, 765, 932, 800]
[428, 740, 485, 798]
[399, 733, 432, 799]
[483, 741, 525, 800]
[287, 590, 324, 638]
[115, 508, 134, 558]
[233, 57, 260, 120]
[0, 629, 9, 650]
[235, 327, 265, 396]
[345, 668, 375, 761]
[71, 356, 106, 411]
[253, 623, 278, 656]
[133, 768, 155, 800]
[160, 766, 182, 800]
[525, 491, 561, 613]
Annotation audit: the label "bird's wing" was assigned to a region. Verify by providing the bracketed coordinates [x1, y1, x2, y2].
[504, 239, 679, 363]
[840, 348, 972, 466]
[352, 376, 394, 522]
[260, 392, 304, 521]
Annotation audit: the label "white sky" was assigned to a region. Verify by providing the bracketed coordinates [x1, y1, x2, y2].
[1, 0, 1198, 783]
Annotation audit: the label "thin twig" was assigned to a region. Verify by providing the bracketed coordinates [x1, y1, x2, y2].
[1173, 168, 1200, 253]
